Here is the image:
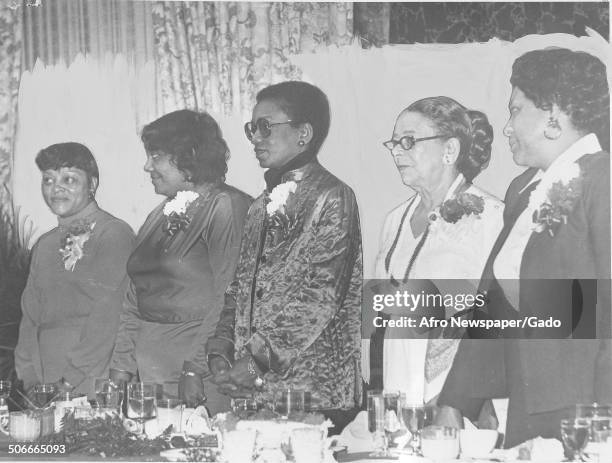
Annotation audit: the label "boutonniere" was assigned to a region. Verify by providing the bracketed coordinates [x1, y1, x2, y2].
[529, 163, 582, 237]
[59, 220, 96, 271]
[438, 192, 485, 224]
[163, 190, 200, 237]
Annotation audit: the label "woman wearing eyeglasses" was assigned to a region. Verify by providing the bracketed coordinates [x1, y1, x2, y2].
[205, 81, 363, 434]
[373, 96, 503, 407]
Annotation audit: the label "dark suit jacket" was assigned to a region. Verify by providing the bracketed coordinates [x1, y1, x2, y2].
[439, 151, 611, 446]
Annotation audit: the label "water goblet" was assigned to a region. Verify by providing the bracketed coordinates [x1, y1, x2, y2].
[399, 398, 435, 455]
[32, 383, 58, 408]
[561, 418, 591, 461]
[126, 383, 157, 435]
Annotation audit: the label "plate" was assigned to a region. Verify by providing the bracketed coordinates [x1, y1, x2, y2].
[159, 447, 218, 462]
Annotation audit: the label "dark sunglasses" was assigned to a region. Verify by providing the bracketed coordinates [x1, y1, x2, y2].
[383, 135, 445, 152]
[244, 118, 297, 141]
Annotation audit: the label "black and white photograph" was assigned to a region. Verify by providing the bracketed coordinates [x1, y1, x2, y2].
[0, 1, 610, 462]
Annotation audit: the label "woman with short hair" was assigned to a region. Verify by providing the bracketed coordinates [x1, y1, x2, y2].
[15, 142, 135, 396]
[439, 48, 611, 447]
[109, 110, 251, 413]
[205, 81, 363, 433]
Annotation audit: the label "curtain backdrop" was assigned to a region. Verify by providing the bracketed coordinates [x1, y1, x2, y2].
[0, 2, 22, 200]
[152, 2, 353, 117]
[22, 0, 154, 70]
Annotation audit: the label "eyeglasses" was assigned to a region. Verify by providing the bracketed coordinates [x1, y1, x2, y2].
[244, 118, 297, 141]
[383, 135, 445, 152]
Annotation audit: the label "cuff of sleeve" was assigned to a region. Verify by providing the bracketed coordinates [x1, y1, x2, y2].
[62, 362, 87, 389]
[206, 336, 234, 365]
[245, 332, 274, 374]
[182, 360, 207, 376]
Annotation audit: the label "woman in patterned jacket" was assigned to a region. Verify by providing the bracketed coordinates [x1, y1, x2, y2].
[200, 81, 363, 433]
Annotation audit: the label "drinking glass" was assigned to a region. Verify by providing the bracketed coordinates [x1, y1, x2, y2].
[274, 389, 305, 416]
[399, 397, 435, 455]
[561, 418, 591, 461]
[94, 378, 123, 412]
[383, 391, 401, 450]
[126, 383, 157, 435]
[367, 390, 389, 457]
[156, 399, 184, 433]
[32, 383, 58, 408]
[576, 403, 612, 461]
[0, 380, 11, 399]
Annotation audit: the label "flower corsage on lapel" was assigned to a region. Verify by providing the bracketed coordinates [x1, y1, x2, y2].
[265, 180, 298, 242]
[438, 192, 485, 223]
[529, 162, 582, 237]
[163, 190, 200, 237]
[59, 220, 96, 271]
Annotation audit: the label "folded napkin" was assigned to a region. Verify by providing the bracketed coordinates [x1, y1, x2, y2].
[334, 411, 376, 453]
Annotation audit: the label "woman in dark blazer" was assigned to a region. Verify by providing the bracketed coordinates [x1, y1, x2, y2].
[438, 48, 611, 447]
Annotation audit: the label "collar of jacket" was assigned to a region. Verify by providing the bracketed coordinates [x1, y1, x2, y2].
[264, 149, 317, 191]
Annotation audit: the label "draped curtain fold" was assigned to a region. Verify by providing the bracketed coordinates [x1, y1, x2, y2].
[22, 0, 155, 70]
[152, 2, 354, 117]
[0, 2, 22, 199]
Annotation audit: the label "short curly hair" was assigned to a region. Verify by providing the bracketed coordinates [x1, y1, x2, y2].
[511, 48, 609, 151]
[141, 110, 229, 184]
[406, 96, 494, 182]
[256, 81, 330, 155]
[36, 142, 99, 184]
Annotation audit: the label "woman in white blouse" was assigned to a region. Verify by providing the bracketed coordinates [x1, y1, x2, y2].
[374, 96, 503, 405]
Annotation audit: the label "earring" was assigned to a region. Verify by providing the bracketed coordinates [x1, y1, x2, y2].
[544, 117, 562, 140]
[443, 156, 453, 165]
[298, 140, 305, 147]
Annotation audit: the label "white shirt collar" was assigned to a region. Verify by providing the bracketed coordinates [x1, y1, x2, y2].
[519, 133, 601, 194]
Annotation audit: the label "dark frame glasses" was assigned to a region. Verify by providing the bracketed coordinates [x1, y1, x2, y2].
[383, 135, 445, 152]
[244, 118, 298, 141]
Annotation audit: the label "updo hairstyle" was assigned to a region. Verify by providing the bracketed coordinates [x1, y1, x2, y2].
[406, 96, 494, 182]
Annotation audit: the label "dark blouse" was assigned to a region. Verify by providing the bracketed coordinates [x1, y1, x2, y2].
[110, 183, 251, 375]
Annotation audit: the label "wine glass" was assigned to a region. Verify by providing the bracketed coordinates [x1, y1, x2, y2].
[367, 390, 387, 457]
[0, 380, 11, 399]
[576, 403, 612, 461]
[561, 418, 591, 461]
[32, 383, 57, 408]
[399, 396, 435, 455]
[126, 383, 157, 435]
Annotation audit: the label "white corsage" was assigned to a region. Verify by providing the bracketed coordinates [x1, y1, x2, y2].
[266, 181, 297, 216]
[163, 190, 200, 216]
[59, 221, 96, 271]
[528, 163, 582, 236]
[163, 190, 200, 237]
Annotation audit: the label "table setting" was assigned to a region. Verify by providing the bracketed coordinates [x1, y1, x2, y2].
[1, 381, 612, 462]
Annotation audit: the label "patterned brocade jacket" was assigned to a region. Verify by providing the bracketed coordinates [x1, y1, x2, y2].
[208, 161, 363, 410]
